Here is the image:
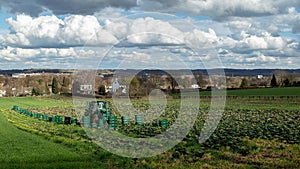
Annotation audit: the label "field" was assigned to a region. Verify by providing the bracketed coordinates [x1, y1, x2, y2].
[0, 88, 299, 169]
[179, 86, 300, 97]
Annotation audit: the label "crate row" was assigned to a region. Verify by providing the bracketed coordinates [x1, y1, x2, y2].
[12, 105, 78, 125]
[82, 114, 169, 129]
[12, 105, 169, 130]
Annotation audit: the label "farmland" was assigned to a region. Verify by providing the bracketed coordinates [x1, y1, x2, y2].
[0, 90, 299, 168]
[180, 86, 300, 97]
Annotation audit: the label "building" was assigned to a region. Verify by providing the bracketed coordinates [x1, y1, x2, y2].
[0, 90, 6, 97]
[191, 84, 200, 89]
[257, 75, 264, 79]
[80, 85, 94, 95]
[112, 79, 120, 93]
[112, 79, 127, 94]
[12, 73, 41, 78]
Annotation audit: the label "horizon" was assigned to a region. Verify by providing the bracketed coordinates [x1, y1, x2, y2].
[1, 68, 300, 71]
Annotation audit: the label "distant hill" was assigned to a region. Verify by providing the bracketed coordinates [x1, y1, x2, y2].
[0, 68, 299, 77]
[0, 69, 75, 76]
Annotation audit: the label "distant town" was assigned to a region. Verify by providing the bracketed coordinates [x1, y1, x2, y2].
[0, 69, 299, 97]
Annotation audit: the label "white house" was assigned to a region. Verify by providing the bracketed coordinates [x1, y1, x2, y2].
[80, 85, 94, 95]
[191, 84, 199, 89]
[112, 79, 127, 94]
[257, 75, 264, 79]
[112, 79, 120, 93]
[0, 90, 6, 97]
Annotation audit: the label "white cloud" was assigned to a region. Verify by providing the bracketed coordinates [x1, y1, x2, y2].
[4, 14, 118, 48]
[139, 0, 300, 19]
[126, 17, 184, 45]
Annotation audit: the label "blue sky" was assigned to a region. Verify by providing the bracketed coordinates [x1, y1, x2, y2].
[0, 1, 299, 70]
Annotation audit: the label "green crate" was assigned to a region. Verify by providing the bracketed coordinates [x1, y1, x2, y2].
[122, 116, 129, 125]
[106, 111, 111, 117]
[103, 114, 110, 121]
[64, 117, 71, 125]
[108, 116, 117, 129]
[135, 114, 143, 125]
[42, 114, 48, 121]
[13, 105, 19, 111]
[54, 116, 63, 123]
[35, 113, 42, 119]
[83, 116, 91, 127]
[52, 116, 56, 122]
[159, 119, 168, 127]
[98, 119, 104, 128]
[71, 119, 78, 125]
[91, 123, 98, 128]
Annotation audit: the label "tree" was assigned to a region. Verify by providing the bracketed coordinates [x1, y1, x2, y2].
[98, 85, 106, 95]
[129, 76, 140, 96]
[240, 78, 248, 88]
[45, 83, 50, 95]
[52, 77, 59, 94]
[271, 74, 277, 87]
[62, 77, 69, 87]
[166, 76, 178, 93]
[61, 77, 70, 93]
[32, 88, 41, 96]
[194, 72, 205, 88]
[283, 78, 290, 87]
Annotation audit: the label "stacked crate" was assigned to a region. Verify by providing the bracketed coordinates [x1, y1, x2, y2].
[98, 119, 105, 128]
[42, 114, 48, 121]
[159, 119, 168, 128]
[135, 114, 143, 125]
[71, 119, 78, 125]
[83, 116, 91, 127]
[55, 116, 63, 123]
[108, 116, 118, 130]
[122, 116, 129, 125]
[64, 117, 71, 125]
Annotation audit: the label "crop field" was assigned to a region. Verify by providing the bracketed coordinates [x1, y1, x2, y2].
[0, 91, 299, 169]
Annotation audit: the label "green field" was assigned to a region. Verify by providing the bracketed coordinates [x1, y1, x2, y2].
[0, 113, 99, 169]
[0, 95, 299, 168]
[180, 87, 300, 96]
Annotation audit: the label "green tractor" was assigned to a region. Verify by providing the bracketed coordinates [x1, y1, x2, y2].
[83, 101, 112, 129]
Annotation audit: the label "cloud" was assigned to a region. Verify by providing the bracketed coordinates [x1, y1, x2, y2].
[1, 7, 299, 69]
[126, 17, 184, 45]
[4, 14, 118, 48]
[237, 32, 287, 50]
[2, 0, 299, 20]
[4, 14, 225, 48]
[0, 0, 137, 16]
[138, 0, 300, 20]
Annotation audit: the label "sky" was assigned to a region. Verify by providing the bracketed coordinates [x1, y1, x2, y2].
[0, 0, 299, 70]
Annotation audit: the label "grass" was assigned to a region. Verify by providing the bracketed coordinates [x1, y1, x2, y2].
[0, 112, 104, 169]
[222, 87, 300, 96]
[179, 87, 300, 96]
[0, 96, 71, 109]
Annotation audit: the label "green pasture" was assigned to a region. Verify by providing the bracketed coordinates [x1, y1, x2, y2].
[0, 112, 104, 169]
[180, 87, 300, 96]
[0, 96, 71, 109]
